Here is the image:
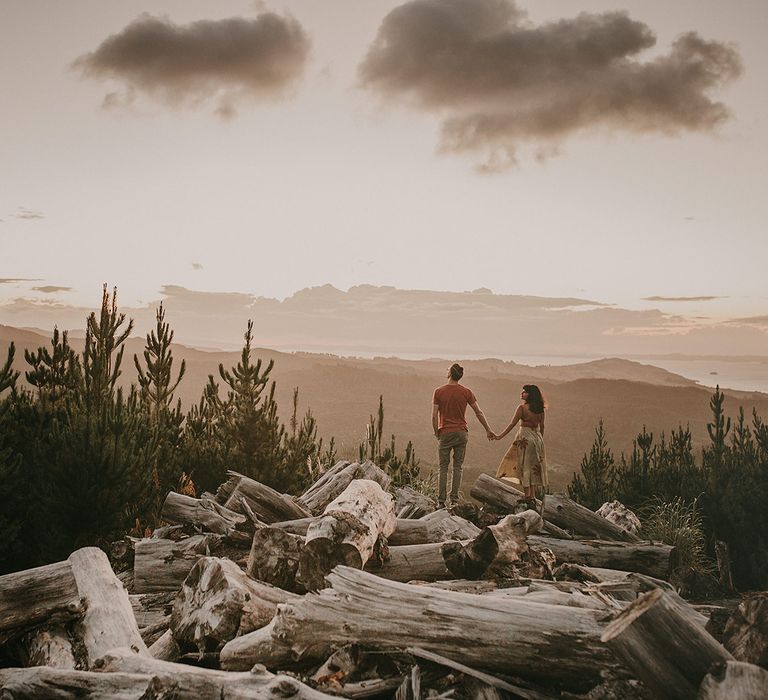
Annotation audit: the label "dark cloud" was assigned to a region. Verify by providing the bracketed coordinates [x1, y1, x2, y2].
[644, 296, 723, 302]
[32, 286, 73, 294]
[75, 13, 311, 116]
[359, 0, 742, 167]
[192, 263, 204, 271]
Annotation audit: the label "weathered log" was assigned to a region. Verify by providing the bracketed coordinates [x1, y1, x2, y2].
[133, 534, 222, 593]
[529, 536, 675, 580]
[698, 660, 768, 700]
[11, 624, 77, 669]
[389, 512, 480, 546]
[0, 560, 81, 638]
[443, 512, 538, 580]
[248, 526, 305, 591]
[160, 491, 248, 534]
[0, 648, 341, 699]
[394, 665, 421, 700]
[601, 588, 733, 700]
[368, 542, 455, 582]
[68, 547, 149, 667]
[147, 628, 180, 661]
[299, 460, 392, 515]
[722, 592, 768, 668]
[415, 579, 499, 594]
[217, 470, 311, 522]
[0, 666, 165, 699]
[299, 479, 396, 591]
[171, 556, 299, 653]
[298, 459, 351, 505]
[395, 486, 436, 519]
[471, 475, 640, 542]
[221, 566, 622, 687]
[272, 515, 319, 535]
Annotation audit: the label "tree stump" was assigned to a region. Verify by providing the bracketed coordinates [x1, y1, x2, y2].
[248, 526, 305, 591]
[698, 660, 768, 700]
[722, 592, 768, 668]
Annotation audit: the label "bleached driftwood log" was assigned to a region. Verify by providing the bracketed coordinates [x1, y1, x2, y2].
[171, 556, 299, 653]
[395, 486, 437, 519]
[68, 547, 149, 667]
[220, 566, 623, 687]
[160, 491, 249, 535]
[247, 526, 305, 591]
[0, 560, 81, 639]
[148, 628, 180, 661]
[471, 475, 640, 542]
[368, 542, 455, 582]
[443, 512, 540, 580]
[133, 534, 222, 593]
[389, 511, 480, 546]
[298, 459, 350, 506]
[601, 588, 733, 700]
[216, 470, 311, 522]
[299, 479, 396, 591]
[0, 647, 340, 700]
[698, 661, 768, 700]
[129, 592, 174, 645]
[596, 501, 641, 537]
[528, 536, 675, 580]
[721, 592, 768, 668]
[299, 460, 391, 515]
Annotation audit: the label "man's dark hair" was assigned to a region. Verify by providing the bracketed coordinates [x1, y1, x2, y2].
[450, 363, 464, 381]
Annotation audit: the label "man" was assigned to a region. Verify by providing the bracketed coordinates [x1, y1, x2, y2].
[432, 363, 493, 507]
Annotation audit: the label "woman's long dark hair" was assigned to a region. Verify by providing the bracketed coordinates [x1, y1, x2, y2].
[523, 384, 546, 414]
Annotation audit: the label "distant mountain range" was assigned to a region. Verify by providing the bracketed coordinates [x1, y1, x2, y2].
[4, 324, 768, 492]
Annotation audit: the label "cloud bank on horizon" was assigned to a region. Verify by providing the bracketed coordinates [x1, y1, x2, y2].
[0, 284, 765, 358]
[359, 0, 742, 168]
[75, 12, 311, 117]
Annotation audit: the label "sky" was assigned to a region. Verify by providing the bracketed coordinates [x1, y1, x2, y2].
[1, 0, 767, 354]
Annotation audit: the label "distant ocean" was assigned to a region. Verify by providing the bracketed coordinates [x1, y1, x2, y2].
[290, 347, 768, 395]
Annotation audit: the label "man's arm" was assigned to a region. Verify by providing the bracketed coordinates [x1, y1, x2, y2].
[432, 403, 440, 438]
[470, 400, 494, 438]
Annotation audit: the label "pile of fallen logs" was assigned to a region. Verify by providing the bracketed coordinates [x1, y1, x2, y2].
[2, 460, 767, 699]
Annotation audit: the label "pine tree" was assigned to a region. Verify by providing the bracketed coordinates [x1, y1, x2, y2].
[134, 303, 186, 508]
[568, 420, 616, 510]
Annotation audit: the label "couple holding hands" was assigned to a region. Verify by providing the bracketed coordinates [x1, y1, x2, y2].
[431, 363, 547, 508]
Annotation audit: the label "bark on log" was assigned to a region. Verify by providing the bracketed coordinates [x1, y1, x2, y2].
[220, 566, 622, 687]
[299, 461, 392, 515]
[247, 526, 305, 591]
[698, 661, 768, 700]
[129, 592, 174, 637]
[68, 547, 149, 668]
[133, 534, 222, 593]
[0, 560, 81, 638]
[722, 592, 768, 668]
[11, 624, 77, 669]
[471, 475, 640, 542]
[160, 491, 248, 535]
[442, 513, 537, 580]
[299, 479, 396, 591]
[216, 470, 311, 523]
[529, 536, 675, 580]
[601, 588, 733, 700]
[171, 556, 299, 653]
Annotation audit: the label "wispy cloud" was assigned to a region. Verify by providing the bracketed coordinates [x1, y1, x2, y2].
[643, 296, 724, 302]
[359, 0, 742, 169]
[192, 262, 204, 271]
[0, 278, 42, 284]
[32, 286, 73, 294]
[75, 12, 311, 117]
[14, 207, 45, 220]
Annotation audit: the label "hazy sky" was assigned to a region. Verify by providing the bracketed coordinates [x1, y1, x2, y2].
[1, 1, 767, 345]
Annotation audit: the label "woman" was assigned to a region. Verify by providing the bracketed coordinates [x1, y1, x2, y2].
[492, 385, 548, 506]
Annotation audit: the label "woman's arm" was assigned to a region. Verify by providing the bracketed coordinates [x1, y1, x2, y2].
[539, 411, 545, 437]
[497, 405, 523, 439]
